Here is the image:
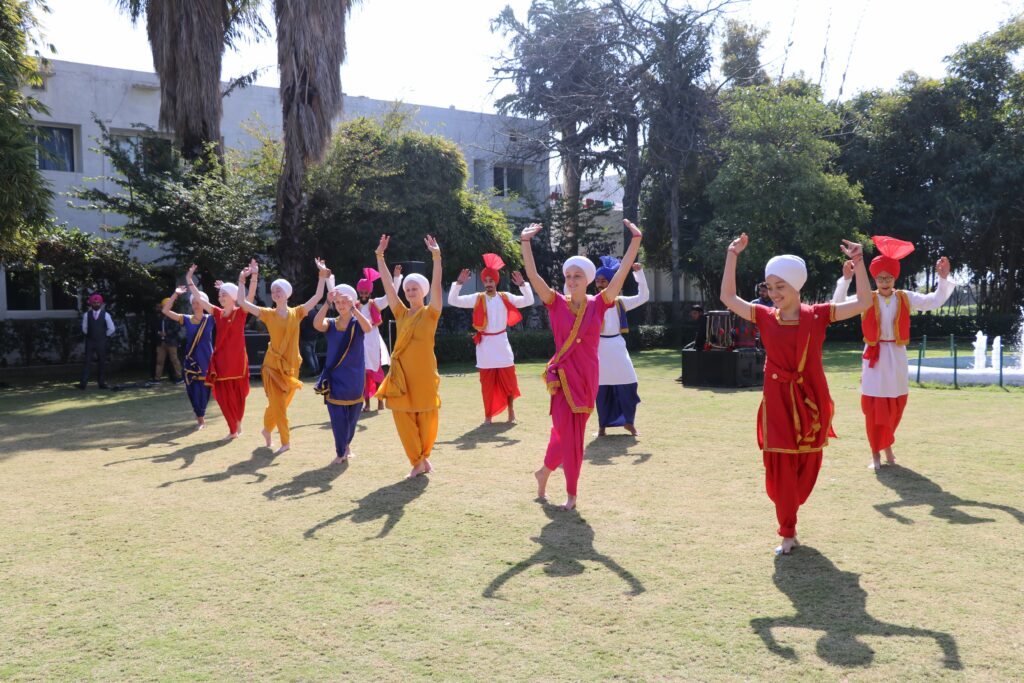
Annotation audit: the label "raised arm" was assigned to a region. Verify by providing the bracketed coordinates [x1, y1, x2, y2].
[907, 257, 955, 312]
[185, 265, 215, 314]
[351, 301, 372, 333]
[448, 269, 477, 308]
[720, 233, 754, 322]
[301, 258, 331, 314]
[236, 266, 261, 316]
[374, 265, 402, 309]
[832, 260, 856, 304]
[620, 264, 649, 311]
[519, 223, 555, 304]
[507, 271, 534, 307]
[602, 221, 643, 302]
[425, 235, 443, 312]
[313, 293, 332, 332]
[832, 240, 871, 321]
[245, 259, 258, 303]
[375, 235, 403, 311]
[161, 286, 187, 323]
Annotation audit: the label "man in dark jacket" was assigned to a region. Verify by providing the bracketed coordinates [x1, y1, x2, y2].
[79, 293, 115, 389]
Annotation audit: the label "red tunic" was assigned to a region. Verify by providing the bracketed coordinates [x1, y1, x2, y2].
[206, 307, 249, 383]
[753, 302, 837, 453]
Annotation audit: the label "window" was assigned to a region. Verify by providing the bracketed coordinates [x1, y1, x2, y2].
[114, 134, 175, 174]
[493, 165, 526, 197]
[35, 125, 75, 172]
[5, 270, 42, 311]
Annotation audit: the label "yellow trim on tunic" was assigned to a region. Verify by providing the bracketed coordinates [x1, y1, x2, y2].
[544, 295, 592, 415]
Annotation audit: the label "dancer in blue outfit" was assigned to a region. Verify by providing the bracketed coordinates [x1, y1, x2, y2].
[314, 283, 373, 464]
[162, 285, 215, 430]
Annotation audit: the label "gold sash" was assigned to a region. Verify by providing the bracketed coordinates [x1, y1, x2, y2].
[377, 306, 429, 400]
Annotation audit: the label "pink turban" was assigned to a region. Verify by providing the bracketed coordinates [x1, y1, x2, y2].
[356, 267, 380, 293]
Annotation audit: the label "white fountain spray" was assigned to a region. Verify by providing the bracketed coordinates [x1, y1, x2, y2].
[972, 331, 988, 370]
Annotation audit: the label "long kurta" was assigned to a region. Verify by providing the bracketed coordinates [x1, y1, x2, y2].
[206, 307, 250, 435]
[597, 271, 649, 428]
[375, 302, 441, 466]
[543, 292, 614, 497]
[318, 316, 366, 457]
[257, 306, 305, 446]
[833, 276, 954, 451]
[179, 313, 213, 418]
[753, 302, 836, 538]
[448, 282, 534, 418]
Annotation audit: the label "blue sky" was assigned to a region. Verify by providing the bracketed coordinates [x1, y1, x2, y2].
[39, 0, 1024, 113]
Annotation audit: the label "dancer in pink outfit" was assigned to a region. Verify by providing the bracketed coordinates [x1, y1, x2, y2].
[520, 220, 643, 510]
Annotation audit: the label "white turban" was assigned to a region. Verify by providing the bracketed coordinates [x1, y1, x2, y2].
[765, 255, 808, 291]
[270, 278, 293, 298]
[332, 284, 357, 301]
[403, 273, 430, 297]
[562, 255, 596, 284]
[191, 290, 209, 304]
[218, 282, 239, 299]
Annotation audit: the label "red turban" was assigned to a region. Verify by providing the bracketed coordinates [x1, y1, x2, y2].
[356, 267, 380, 293]
[481, 253, 505, 284]
[869, 235, 915, 279]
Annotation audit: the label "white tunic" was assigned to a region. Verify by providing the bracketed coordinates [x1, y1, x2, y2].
[447, 283, 534, 369]
[833, 276, 954, 397]
[358, 274, 402, 372]
[598, 271, 649, 386]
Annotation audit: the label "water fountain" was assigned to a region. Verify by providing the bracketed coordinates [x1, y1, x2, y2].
[972, 331, 988, 369]
[908, 310, 1024, 386]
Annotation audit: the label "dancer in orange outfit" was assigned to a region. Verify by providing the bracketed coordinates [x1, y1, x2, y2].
[720, 234, 871, 554]
[186, 262, 257, 439]
[832, 236, 954, 470]
[373, 234, 443, 478]
[448, 254, 533, 424]
[522, 220, 643, 511]
[237, 258, 331, 455]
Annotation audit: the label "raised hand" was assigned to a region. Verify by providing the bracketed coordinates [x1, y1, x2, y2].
[456, 268, 471, 285]
[393, 264, 402, 277]
[840, 239, 864, 263]
[624, 219, 642, 240]
[214, 280, 224, 290]
[728, 233, 749, 255]
[326, 289, 338, 304]
[376, 234, 390, 254]
[186, 264, 198, 282]
[511, 271, 525, 287]
[632, 263, 643, 272]
[937, 256, 951, 279]
[842, 259, 855, 279]
[174, 285, 188, 296]
[424, 235, 440, 252]
[521, 223, 543, 241]
[249, 258, 259, 276]
[314, 257, 331, 279]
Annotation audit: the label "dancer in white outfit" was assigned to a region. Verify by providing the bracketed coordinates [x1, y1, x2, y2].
[832, 236, 954, 470]
[594, 256, 649, 437]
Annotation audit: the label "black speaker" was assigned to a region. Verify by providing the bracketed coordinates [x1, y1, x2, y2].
[681, 348, 764, 387]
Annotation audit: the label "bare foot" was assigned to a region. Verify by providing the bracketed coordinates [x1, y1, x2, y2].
[775, 536, 798, 555]
[363, 401, 370, 411]
[261, 429, 272, 448]
[484, 416, 493, 424]
[562, 495, 577, 511]
[376, 400, 384, 411]
[507, 411, 517, 424]
[273, 443, 290, 456]
[884, 447, 896, 465]
[332, 455, 347, 465]
[534, 467, 551, 499]
[196, 416, 206, 430]
[423, 459, 434, 473]
[407, 462, 426, 479]
[624, 423, 640, 437]
[597, 427, 606, 437]
[868, 453, 881, 471]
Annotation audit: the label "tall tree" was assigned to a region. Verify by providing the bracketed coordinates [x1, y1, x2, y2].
[719, 19, 769, 86]
[492, 0, 621, 256]
[0, 0, 52, 260]
[115, 0, 265, 162]
[272, 0, 356, 283]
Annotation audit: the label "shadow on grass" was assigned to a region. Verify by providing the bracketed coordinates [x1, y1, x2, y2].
[483, 502, 644, 599]
[874, 465, 1024, 525]
[264, 461, 348, 501]
[105, 438, 226, 470]
[304, 476, 429, 540]
[437, 422, 520, 451]
[158, 447, 280, 487]
[750, 546, 961, 670]
[584, 435, 651, 466]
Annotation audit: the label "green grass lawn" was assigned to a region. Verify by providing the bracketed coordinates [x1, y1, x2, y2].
[1, 345, 1022, 681]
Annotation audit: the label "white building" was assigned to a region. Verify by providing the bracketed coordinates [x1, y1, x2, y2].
[3, 60, 549, 320]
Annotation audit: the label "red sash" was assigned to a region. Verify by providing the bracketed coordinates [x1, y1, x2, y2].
[472, 292, 522, 345]
[861, 290, 910, 367]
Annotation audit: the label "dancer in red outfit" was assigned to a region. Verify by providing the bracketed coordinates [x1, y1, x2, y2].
[720, 234, 871, 554]
[186, 262, 258, 439]
[832, 236, 955, 470]
[521, 220, 643, 511]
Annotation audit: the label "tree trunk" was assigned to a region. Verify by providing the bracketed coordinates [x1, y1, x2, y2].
[669, 175, 682, 323]
[561, 124, 582, 256]
[621, 116, 642, 250]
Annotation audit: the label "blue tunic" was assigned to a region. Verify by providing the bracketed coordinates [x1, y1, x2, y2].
[181, 313, 214, 417]
[316, 317, 367, 456]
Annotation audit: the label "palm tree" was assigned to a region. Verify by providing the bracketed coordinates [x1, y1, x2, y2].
[115, 0, 265, 162]
[272, 0, 356, 283]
